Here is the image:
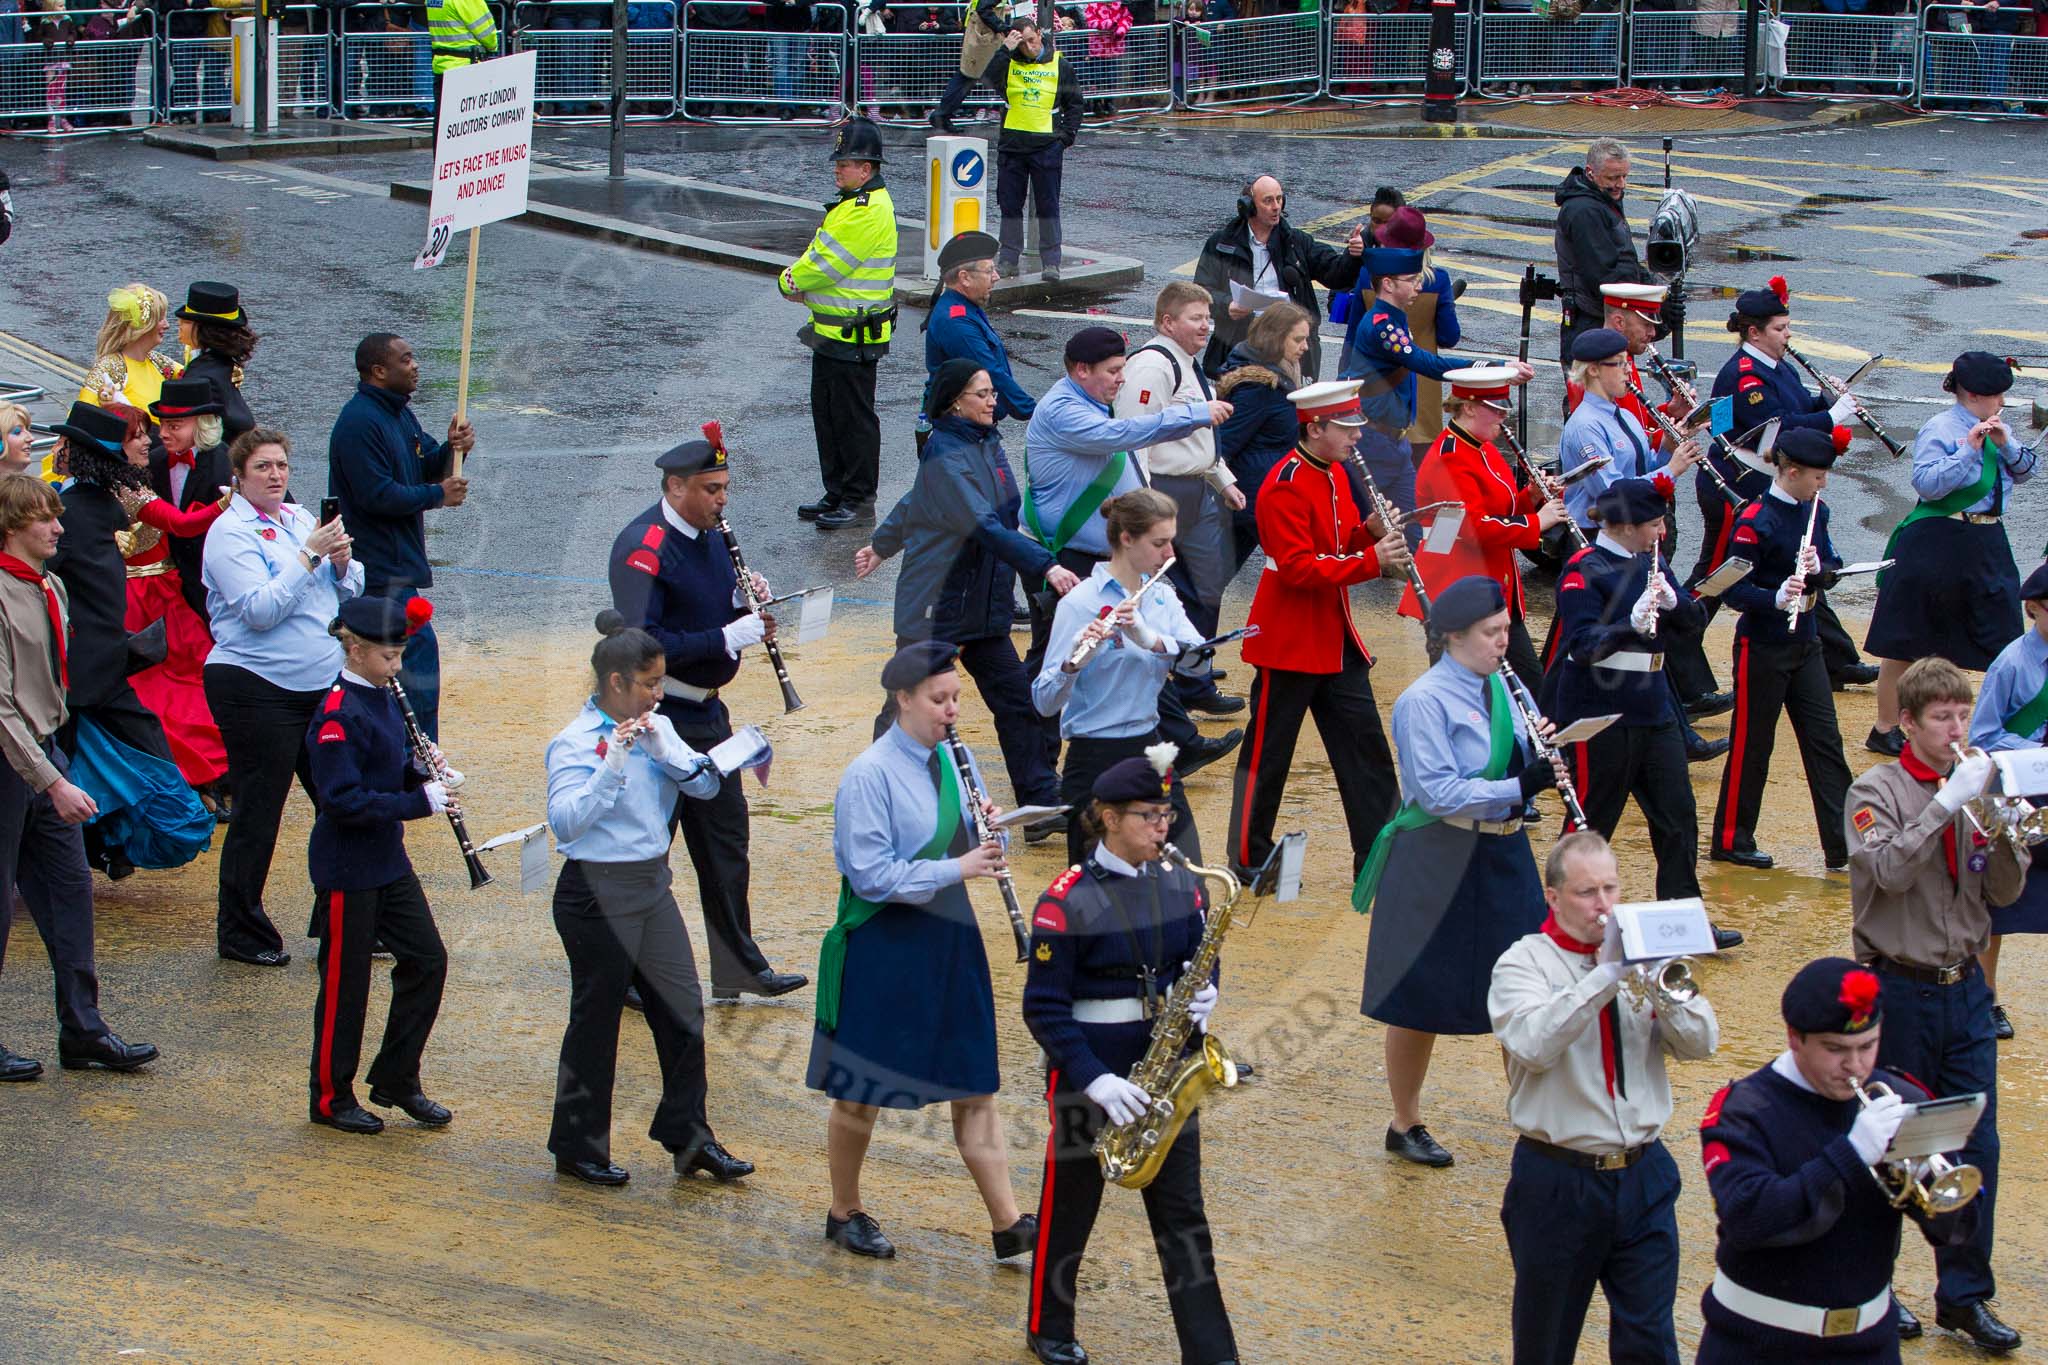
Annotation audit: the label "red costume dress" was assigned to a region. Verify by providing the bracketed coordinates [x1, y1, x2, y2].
[119, 489, 228, 786]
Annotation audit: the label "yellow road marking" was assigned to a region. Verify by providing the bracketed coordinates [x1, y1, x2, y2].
[1944, 181, 2048, 207]
[1866, 205, 2028, 229]
[0, 331, 86, 383]
[1830, 224, 1986, 244]
[1299, 145, 1566, 234]
[1981, 329, 2048, 345]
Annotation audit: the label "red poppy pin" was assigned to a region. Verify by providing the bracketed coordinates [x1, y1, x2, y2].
[595, 738, 609, 759]
[1839, 969, 1880, 1030]
[259, 527, 277, 541]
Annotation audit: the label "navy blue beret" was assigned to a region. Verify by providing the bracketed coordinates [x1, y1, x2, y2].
[1428, 575, 1508, 635]
[1782, 957, 1883, 1035]
[1595, 477, 1668, 526]
[881, 640, 959, 692]
[1570, 327, 1628, 363]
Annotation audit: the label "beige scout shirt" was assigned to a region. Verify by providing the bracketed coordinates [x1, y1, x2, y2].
[0, 568, 71, 792]
[1116, 334, 1235, 492]
[1490, 931, 1719, 1154]
[1847, 758, 2027, 969]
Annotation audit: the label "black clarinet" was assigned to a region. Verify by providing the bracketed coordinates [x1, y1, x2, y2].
[715, 518, 803, 714]
[1622, 374, 1746, 512]
[943, 723, 1030, 964]
[1341, 449, 1432, 616]
[1784, 343, 1908, 459]
[387, 679, 491, 890]
[1495, 422, 1589, 553]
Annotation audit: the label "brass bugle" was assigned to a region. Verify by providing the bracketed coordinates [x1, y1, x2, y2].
[1848, 1076, 1982, 1215]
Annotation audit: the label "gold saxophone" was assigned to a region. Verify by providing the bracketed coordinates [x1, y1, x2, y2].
[1093, 843, 1243, 1190]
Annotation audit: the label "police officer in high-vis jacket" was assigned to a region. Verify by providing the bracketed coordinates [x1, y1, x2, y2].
[425, 0, 497, 106]
[985, 21, 1081, 283]
[781, 117, 900, 531]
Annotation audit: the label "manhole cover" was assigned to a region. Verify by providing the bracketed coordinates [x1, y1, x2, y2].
[1926, 272, 1999, 288]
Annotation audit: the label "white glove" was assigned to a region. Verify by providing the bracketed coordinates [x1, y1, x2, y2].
[1935, 750, 1995, 813]
[603, 733, 631, 774]
[1084, 1074, 1152, 1127]
[1848, 1089, 1908, 1165]
[423, 780, 450, 813]
[637, 717, 671, 761]
[1829, 393, 1857, 425]
[1183, 963, 1218, 1031]
[721, 612, 767, 654]
[1652, 574, 1679, 610]
[1121, 614, 1161, 651]
[1589, 960, 1628, 992]
[1774, 575, 1807, 611]
[1629, 592, 1660, 636]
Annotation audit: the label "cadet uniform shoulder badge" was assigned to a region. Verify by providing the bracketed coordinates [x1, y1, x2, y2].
[1852, 806, 1876, 833]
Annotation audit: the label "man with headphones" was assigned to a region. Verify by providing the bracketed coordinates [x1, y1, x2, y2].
[1195, 173, 1364, 382]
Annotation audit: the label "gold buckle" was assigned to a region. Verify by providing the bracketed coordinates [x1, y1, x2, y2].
[1821, 1307, 1860, 1337]
[1593, 1151, 1628, 1171]
[1936, 963, 1964, 985]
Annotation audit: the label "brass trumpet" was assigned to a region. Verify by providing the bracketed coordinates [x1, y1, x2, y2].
[1620, 956, 1699, 1012]
[1945, 742, 2034, 851]
[1848, 1077, 1982, 1215]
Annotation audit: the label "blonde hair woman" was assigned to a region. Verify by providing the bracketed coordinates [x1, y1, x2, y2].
[79, 284, 182, 413]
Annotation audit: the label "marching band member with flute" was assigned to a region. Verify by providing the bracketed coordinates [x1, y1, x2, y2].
[807, 642, 1035, 1263]
[1864, 352, 2036, 755]
[1019, 752, 1234, 1365]
[543, 612, 752, 1189]
[1696, 958, 1976, 1362]
[1709, 428, 1854, 873]
[1844, 656, 2025, 1352]
[607, 428, 806, 1004]
[1489, 830, 1718, 1365]
[1034, 488, 1207, 864]
[1356, 576, 1566, 1168]
[303, 595, 454, 1137]
[1226, 379, 1410, 881]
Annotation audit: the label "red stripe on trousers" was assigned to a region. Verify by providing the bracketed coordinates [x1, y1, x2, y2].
[1718, 638, 1750, 852]
[1235, 671, 1274, 867]
[1028, 1068, 1062, 1334]
[1569, 743, 1590, 832]
[316, 888, 345, 1117]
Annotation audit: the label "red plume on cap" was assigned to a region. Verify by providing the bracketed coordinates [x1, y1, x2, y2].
[1839, 968, 1880, 1027]
[405, 597, 434, 636]
[701, 420, 726, 456]
[1653, 471, 1676, 502]
[1768, 275, 1789, 305]
[1832, 425, 1852, 455]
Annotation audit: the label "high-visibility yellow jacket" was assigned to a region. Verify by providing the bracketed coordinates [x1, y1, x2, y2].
[782, 177, 899, 359]
[429, 0, 499, 75]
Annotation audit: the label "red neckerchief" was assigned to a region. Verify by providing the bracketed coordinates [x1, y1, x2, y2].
[0, 552, 66, 689]
[1541, 913, 1625, 1097]
[1899, 746, 1961, 881]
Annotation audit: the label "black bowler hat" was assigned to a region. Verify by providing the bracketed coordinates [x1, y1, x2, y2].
[1570, 327, 1628, 364]
[937, 231, 1000, 274]
[831, 116, 886, 164]
[1595, 477, 1667, 527]
[1428, 575, 1508, 635]
[334, 595, 431, 645]
[881, 640, 959, 692]
[175, 281, 245, 325]
[49, 401, 130, 456]
[2022, 562, 2048, 603]
[1782, 957, 1882, 1035]
[148, 377, 224, 420]
[1093, 744, 1178, 804]
[1064, 326, 1125, 368]
[1775, 427, 1838, 470]
[1946, 351, 2014, 397]
[656, 420, 731, 478]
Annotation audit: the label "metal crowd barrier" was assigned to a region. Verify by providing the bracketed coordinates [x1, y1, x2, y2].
[1182, 10, 1322, 106]
[680, 1, 848, 122]
[1627, 1, 1742, 86]
[851, 4, 1002, 124]
[1916, 4, 2045, 111]
[1474, 4, 1623, 93]
[1775, 8, 1916, 95]
[277, 5, 336, 114]
[516, 0, 678, 118]
[1325, 1, 1469, 98]
[1058, 20, 1173, 114]
[0, 7, 156, 126]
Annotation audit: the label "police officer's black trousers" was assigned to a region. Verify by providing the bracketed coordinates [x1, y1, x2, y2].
[308, 873, 446, 1119]
[1501, 1138, 1682, 1365]
[1059, 732, 1200, 866]
[810, 352, 881, 508]
[1570, 717, 1699, 900]
[0, 747, 107, 1043]
[1028, 1071, 1236, 1363]
[876, 634, 1061, 808]
[549, 857, 712, 1165]
[662, 702, 774, 988]
[1711, 634, 1851, 864]
[1229, 641, 1396, 877]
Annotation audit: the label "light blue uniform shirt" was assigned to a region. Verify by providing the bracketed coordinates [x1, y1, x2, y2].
[1391, 655, 1531, 821]
[1561, 390, 1662, 530]
[1033, 561, 1203, 738]
[1021, 376, 1210, 557]
[203, 494, 365, 692]
[1972, 628, 2048, 751]
[546, 700, 720, 863]
[835, 723, 990, 904]
[1913, 401, 2038, 515]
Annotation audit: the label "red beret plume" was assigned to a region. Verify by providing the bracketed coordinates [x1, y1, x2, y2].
[1768, 275, 1789, 305]
[405, 596, 434, 636]
[1839, 968, 1880, 1025]
[1832, 425, 1853, 455]
[701, 420, 725, 454]
[1653, 471, 1676, 502]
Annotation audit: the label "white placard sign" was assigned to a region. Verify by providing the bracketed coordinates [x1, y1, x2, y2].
[1995, 747, 2048, 798]
[414, 50, 538, 270]
[1613, 897, 1718, 961]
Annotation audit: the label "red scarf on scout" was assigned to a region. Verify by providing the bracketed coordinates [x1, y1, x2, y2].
[0, 552, 66, 689]
[1542, 912, 1626, 1099]
[1899, 744, 1974, 881]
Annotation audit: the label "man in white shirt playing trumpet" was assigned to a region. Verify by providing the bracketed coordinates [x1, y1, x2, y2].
[1488, 830, 1720, 1365]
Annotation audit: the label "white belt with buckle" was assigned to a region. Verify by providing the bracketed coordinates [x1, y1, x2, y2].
[1946, 511, 2002, 525]
[1595, 650, 1664, 674]
[1441, 815, 1524, 836]
[1073, 998, 1149, 1024]
[662, 678, 718, 703]
[1711, 1272, 1890, 1338]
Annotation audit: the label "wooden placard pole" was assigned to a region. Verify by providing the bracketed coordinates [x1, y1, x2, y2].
[453, 225, 480, 478]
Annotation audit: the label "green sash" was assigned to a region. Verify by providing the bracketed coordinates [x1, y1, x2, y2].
[1879, 438, 2000, 579]
[1022, 446, 1129, 561]
[814, 755, 964, 1030]
[1351, 673, 1516, 914]
[2004, 671, 2048, 743]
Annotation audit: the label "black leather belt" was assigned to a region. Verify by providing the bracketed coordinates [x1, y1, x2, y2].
[1870, 954, 1976, 987]
[1519, 1136, 1651, 1171]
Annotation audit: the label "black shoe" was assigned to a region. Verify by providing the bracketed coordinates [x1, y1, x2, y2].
[1686, 734, 1731, 763]
[1833, 662, 1881, 689]
[1935, 1301, 2022, 1353]
[814, 501, 873, 530]
[1234, 1059, 1255, 1079]
[1711, 924, 1745, 951]
[825, 1209, 895, 1257]
[220, 947, 291, 967]
[556, 1157, 630, 1186]
[312, 1105, 385, 1135]
[1185, 690, 1247, 717]
[1896, 1293, 1923, 1340]
[1042, 263, 1063, 283]
[1211, 668, 1227, 682]
[1993, 1002, 2015, 1040]
[369, 1087, 452, 1126]
[1026, 1333, 1089, 1365]
[1023, 813, 1067, 845]
[797, 495, 839, 521]
[992, 1213, 1037, 1261]
[0, 1045, 43, 1082]
[624, 984, 645, 1011]
[928, 111, 957, 134]
[57, 1032, 158, 1072]
[996, 259, 1021, 279]
[1684, 689, 1735, 719]
[103, 850, 135, 881]
[1866, 725, 1905, 757]
[711, 969, 809, 1003]
[1176, 728, 1243, 779]
[675, 1137, 754, 1182]
[1710, 847, 1774, 870]
[1012, 603, 1032, 626]
[1385, 1123, 1453, 1167]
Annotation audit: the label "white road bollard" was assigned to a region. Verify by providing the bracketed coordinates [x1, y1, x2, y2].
[923, 135, 990, 282]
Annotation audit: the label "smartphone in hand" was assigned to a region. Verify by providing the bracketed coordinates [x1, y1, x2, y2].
[319, 497, 341, 525]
